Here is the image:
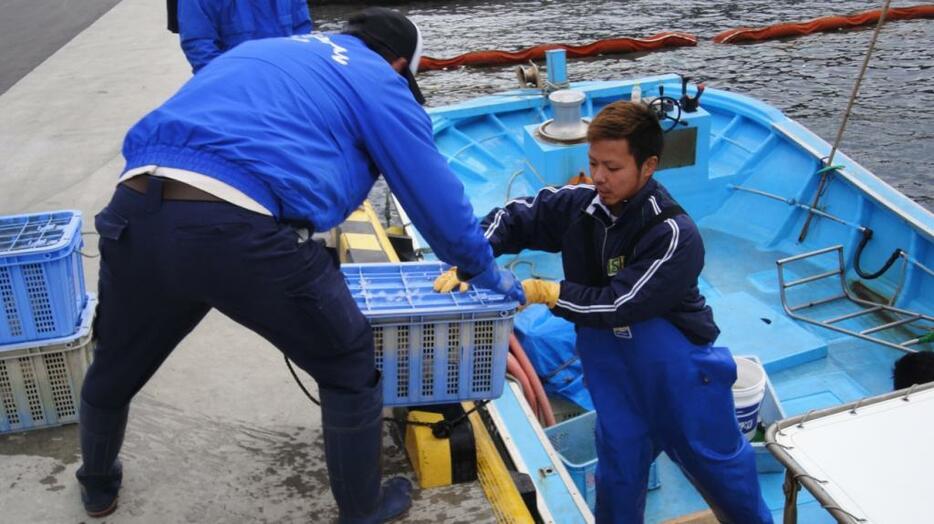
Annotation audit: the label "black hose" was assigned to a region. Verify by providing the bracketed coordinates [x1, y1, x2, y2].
[854, 228, 903, 280]
[285, 356, 320, 405]
[283, 356, 483, 436]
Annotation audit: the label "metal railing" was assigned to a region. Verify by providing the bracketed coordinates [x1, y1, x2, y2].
[776, 245, 932, 352]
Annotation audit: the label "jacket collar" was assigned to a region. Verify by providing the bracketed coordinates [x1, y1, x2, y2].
[582, 178, 658, 225]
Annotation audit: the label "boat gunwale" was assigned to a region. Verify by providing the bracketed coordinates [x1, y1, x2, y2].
[426, 78, 933, 244]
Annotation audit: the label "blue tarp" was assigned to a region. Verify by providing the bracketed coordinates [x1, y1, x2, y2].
[513, 304, 593, 411]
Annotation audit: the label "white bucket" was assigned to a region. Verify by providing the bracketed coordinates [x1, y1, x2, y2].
[732, 357, 767, 440]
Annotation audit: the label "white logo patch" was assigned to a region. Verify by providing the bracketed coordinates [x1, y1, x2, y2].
[291, 33, 349, 65]
[613, 326, 632, 339]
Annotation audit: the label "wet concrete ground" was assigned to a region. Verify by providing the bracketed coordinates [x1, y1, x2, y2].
[0, 0, 494, 521]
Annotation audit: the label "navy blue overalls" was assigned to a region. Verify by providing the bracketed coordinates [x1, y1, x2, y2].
[86, 179, 376, 408]
[482, 180, 772, 523]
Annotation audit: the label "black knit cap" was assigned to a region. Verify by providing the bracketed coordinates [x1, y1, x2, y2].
[342, 7, 425, 104]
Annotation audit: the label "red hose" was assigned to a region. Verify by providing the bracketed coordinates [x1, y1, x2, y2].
[714, 5, 934, 44]
[419, 32, 697, 71]
[510, 334, 557, 427]
[507, 352, 539, 417]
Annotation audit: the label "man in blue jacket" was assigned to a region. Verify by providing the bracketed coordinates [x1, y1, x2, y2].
[178, 0, 313, 72]
[439, 101, 771, 523]
[76, 8, 523, 522]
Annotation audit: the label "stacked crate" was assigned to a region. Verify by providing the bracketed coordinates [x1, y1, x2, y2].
[0, 211, 93, 434]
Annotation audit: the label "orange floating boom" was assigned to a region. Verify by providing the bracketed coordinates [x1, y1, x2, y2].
[713, 4, 934, 44]
[418, 32, 697, 71]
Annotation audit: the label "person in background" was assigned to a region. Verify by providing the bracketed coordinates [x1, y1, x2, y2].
[178, 0, 313, 73]
[167, 0, 179, 34]
[436, 100, 772, 523]
[76, 8, 523, 522]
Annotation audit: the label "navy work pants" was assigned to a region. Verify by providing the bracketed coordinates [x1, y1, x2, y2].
[82, 178, 376, 411]
[578, 318, 772, 524]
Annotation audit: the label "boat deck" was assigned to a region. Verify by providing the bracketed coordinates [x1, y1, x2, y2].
[648, 228, 904, 522]
[421, 76, 931, 522]
[496, 226, 905, 522]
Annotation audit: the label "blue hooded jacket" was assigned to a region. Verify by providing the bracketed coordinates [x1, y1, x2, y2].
[178, 0, 312, 72]
[122, 33, 495, 277]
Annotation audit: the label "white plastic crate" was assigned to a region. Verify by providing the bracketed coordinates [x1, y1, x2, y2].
[343, 263, 517, 406]
[0, 295, 95, 434]
[740, 354, 787, 473]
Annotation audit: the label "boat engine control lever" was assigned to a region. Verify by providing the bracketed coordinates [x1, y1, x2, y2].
[680, 76, 705, 113]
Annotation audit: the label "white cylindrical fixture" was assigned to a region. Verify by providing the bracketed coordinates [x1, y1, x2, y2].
[540, 89, 589, 142]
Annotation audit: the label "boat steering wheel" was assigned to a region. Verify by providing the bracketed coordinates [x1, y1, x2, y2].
[648, 95, 683, 132]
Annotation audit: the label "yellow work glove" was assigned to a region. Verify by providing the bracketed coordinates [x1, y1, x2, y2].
[433, 267, 470, 293]
[521, 279, 560, 309]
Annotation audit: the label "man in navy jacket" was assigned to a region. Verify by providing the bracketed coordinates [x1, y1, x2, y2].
[445, 101, 772, 523]
[76, 8, 523, 522]
[178, 0, 313, 72]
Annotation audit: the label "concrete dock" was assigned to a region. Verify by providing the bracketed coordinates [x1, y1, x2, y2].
[0, 1, 494, 522]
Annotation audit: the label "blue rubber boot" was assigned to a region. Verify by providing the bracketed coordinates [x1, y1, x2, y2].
[75, 400, 128, 518]
[320, 376, 412, 524]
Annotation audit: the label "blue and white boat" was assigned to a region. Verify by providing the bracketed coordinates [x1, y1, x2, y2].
[397, 51, 934, 523]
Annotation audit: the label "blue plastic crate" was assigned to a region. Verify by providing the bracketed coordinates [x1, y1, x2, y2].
[545, 410, 661, 512]
[342, 262, 517, 406]
[0, 211, 87, 345]
[0, 294, 96, 434]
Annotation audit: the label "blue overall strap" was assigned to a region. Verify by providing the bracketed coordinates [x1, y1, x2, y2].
[624, 205, 684, 260]
[554, 212, 705, 330]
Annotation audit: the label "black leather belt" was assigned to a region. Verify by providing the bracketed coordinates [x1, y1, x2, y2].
[121, 175, 224, 202]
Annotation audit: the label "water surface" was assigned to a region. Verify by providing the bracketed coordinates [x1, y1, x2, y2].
[313, 1, 933, 214]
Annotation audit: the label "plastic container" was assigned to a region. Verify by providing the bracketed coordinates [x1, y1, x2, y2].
[0, 294, 95, 434]
[0, 211, 87, 345]
[545, 410, 660, 512]
[547, 394, 588, 424]
[736, 354, 787, 473]
[733, 356, 767, 440]
[631, 83, 642, 104]
[342, 262, 517, 406]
